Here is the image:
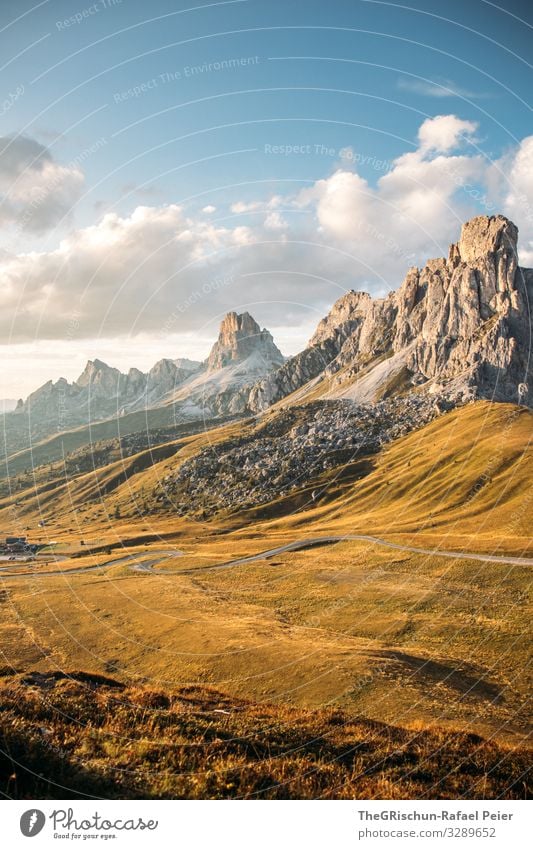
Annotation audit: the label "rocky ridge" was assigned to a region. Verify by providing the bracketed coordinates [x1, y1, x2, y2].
[249, 215, 532, 411]
[16, 357, 201, 426]
[161, 311, 285, 419]
[15, 312, 285, 429]
[3, 214, 531, 468]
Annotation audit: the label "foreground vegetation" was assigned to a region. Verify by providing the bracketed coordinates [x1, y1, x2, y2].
[0, 402, 530, 799]
[0, 671, 530, 799]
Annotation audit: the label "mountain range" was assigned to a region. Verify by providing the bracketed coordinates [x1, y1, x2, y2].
[3, 214, 531, 462]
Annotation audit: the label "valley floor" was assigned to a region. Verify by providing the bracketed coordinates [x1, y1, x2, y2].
[0, 401, 530, 798]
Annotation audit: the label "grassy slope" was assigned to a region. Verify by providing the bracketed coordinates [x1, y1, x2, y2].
[1, 405, 178, 478]
[4, 400, 530, 556]
[252, 401, 533, 555]
[0, 417, 249, 531]
[0, 672, 529, 799]
[0, 406, 244, 480]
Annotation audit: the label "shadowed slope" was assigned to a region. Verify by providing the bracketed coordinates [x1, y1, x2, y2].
[0, 672, 529, 800]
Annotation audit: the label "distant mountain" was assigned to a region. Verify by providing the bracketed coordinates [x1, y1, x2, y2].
[2, 214, 531, 466]
[249, 215, 532, 411]
[164, 311, 285, 418]
[3, 311, 285, 452]
[206, 312, 284, 372]
[173, 358, 204, 372]
[15, 356, 202, 425]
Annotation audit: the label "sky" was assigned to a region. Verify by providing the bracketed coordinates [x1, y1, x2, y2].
[0, 0, 532, 397]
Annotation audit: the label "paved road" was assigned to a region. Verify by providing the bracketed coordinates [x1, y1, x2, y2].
[0, 549, 183, 578]
[163, 535, 533, 574]
[1, 536, 531, 580]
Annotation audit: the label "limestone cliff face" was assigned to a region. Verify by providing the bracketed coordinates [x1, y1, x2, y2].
[247, 293, 373, 410]
[249, 215, 532, 410]
[309, 291, 372, 348]
[206, 311, 284, 372]
[161, 311, 286, 419]
[398, 215, 530, 401]
[75, 359, 123, 398]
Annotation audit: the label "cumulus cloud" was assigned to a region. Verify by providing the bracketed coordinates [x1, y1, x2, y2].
[295, 115, 485, 272]
[230, 196, 282, 214]
[499, 136, 533, 265]
[2, 116, 533, 347]
[0, 135, 84, 233]
[417, 115, 478, 153]
[264, 211, 287, 231]
[0, 204, 257, 340]
[230, 200, 262, 214]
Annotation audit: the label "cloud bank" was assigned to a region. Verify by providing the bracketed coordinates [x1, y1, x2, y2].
[1, 116, 532, 345]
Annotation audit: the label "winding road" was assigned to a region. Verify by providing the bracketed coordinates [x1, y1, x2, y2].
[0, 535, 531, 580]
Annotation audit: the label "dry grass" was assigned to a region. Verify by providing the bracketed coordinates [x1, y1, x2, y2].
[1, 539, 530, 743]
[0, 401, 530, 798]
[0, 671, 529, 800]
[255, 401, 533, 555]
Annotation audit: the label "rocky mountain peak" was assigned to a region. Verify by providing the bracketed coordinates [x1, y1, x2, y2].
[249, 214, 532, 411]
[455, 214, 518, 266]
[76, 358, 120, 388]
[206, 311, 284, 372]
[309, 291, 372, 347]
[173, 358, 201, 373]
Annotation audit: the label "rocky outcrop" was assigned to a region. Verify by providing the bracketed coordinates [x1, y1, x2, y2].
[157, 395, 439, 518]
[247, 294, 371, 410]
[250, 215, 532, 410]
[309, 291, 372, 348]
[396, 215, 531, 402]
[206, 311, 284, 372]
[75, 359, 123, 397]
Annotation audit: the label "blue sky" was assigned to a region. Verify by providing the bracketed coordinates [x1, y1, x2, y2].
[0, 0, 532, 395]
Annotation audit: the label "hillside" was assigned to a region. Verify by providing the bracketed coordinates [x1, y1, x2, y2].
[0, 671, 529, 800]
[0, 401, 530, 753]
[1, 401, 530, 557]
[268, 401, 533, 555]
[2, 215, 531, 481]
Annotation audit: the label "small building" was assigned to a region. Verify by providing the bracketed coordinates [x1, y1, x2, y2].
[6, 536, 27, 545]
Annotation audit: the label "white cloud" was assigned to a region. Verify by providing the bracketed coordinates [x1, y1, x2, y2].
[0, 135, 84, 233]
[2, 117, 532, 356]
[500, 136, 533, 264]
[230, 200, 262, 214]
[264, 211, 287, 231]
[202, 204, 216, 214]
[296, 116, 484, 271]
[417, 115, 478, 153]
[397, 77, 487, 99]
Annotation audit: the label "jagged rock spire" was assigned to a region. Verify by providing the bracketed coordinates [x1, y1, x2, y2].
[206, 311, 284, 372]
